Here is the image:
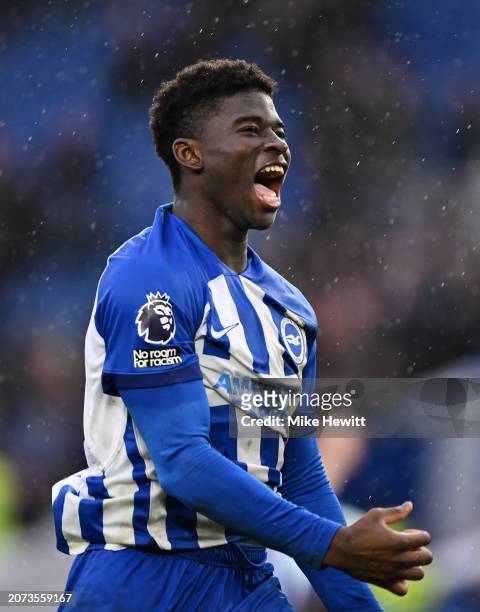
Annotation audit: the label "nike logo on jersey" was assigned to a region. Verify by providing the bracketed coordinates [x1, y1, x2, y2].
[210, 322, 239, 340]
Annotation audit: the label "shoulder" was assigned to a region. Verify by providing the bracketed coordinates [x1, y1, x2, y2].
[101, 226, 153, 289]
[99, 213, 202, 299]
[95, 219, 206, 337]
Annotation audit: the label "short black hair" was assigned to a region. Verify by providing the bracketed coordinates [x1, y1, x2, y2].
[149, 59, 277, 188]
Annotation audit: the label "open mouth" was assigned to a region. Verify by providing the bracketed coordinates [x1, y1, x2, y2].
[253, 163, 286, 209]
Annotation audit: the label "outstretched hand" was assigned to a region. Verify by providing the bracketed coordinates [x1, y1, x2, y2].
[323, 501, 433, 596]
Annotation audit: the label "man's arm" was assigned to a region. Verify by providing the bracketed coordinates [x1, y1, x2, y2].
[280, 435, 382, 611]
[120, 380, 341, 568]
[120, 380, 432, 592]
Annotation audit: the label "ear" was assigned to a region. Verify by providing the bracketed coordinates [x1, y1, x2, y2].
[172, 138, 203, 172]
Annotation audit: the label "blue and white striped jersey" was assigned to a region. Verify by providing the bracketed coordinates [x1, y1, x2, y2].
[52, 203, 318, 554]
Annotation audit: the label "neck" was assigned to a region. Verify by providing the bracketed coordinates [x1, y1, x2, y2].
[173, 190, 248, 274]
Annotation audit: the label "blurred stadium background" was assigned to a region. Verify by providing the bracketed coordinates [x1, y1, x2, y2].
[1, 1, 479, 610]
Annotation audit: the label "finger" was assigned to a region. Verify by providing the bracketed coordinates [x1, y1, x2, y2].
[385, 579, 409, 596]
[397, 547, 433, 567]
[380, 501, 413, 525]
[396, 566, 425, 581]
[398, 530, 431, 550]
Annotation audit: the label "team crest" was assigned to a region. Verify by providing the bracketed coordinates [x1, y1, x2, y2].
[280, 317, 306, 365]
[136, 292, 176, 345]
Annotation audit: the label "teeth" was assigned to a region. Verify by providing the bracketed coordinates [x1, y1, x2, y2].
[258, 164, 285, 176]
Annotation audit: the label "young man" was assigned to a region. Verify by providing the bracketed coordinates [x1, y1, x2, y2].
[53, 59, 432, 611]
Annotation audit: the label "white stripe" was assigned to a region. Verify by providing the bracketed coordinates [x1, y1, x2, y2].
[147, 483, 172, 550]
[239, 277, 285, 378]
[284, 308, 306, 328]
[102, 442, 137, 548]
[62, 489, 88, 555]
[207, 275, 253, 372]
[199, 355, 257, 407]
[195, 513, 227, 548]
[194, 302, 210, 355]
[236, 432, 269, 482]
[84, 310, 127, 470]
[199, 275, 256, 408]
[276, 436, 286, 489]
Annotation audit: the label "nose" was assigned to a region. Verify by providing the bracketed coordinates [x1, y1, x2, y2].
[264, 130, 289, 156]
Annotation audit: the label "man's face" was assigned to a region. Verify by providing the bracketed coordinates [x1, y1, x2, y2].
[196, 90, 291, 230]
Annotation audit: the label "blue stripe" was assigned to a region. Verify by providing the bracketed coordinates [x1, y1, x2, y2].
[78, 501, 105, 545]
[123, 414, 158, 550]
[53, 484, 77, 554]
[260, 433, 282, 489]
[78, 474, 110, 545]
[165, 496, 199, 549]
[210, 404, 242, 463]
[224, 276, 270, 375]
[86, 474, 110, 499]
[263, 295, 296, 376]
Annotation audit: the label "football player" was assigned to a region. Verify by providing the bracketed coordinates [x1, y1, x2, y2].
[53, 59, 432, 611]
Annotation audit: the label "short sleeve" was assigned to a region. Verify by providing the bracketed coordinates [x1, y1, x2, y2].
[95, 257, 205, 396]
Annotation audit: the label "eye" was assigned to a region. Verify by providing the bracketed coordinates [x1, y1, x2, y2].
[240, 125, 260, 135]
[276, 129, 286, 139]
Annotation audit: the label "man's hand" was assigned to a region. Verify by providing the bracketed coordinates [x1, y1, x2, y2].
[323, 501, 433, 596]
